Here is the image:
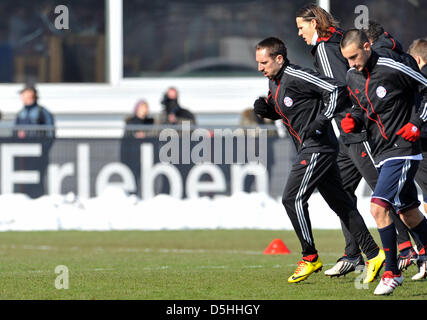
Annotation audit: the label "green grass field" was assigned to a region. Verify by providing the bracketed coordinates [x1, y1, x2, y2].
[0, 229, 425, 300]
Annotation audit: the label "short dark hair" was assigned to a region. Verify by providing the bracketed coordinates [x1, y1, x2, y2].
[256, 37, 287, 60]
[340, 29, 370, 49]
[20, 85, 37, 95]
[19, 85, 38, 103]
[366, 21, 384, 43]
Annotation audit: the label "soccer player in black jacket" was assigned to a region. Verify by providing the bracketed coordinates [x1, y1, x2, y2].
[340, 29, 427, 295]
[366, 21, 425, 271]
[408, 38, 427, 280]
[295, 4, 385, 280]
[362, 21, 424, 271]
[408, 38, 427, 215]
[253, 36, 381, 284]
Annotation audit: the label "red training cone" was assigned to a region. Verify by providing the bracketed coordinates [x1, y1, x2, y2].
[263, 238, 291, 255]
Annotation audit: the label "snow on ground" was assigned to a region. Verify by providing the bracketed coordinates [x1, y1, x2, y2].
[0, 186, 391, 231]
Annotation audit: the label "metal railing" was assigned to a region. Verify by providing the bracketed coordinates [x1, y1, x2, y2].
[0, 123, 286, 139]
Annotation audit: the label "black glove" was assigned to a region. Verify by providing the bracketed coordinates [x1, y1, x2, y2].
[304, 114, 329, 139]
[253, 97, 282, 120]
[253, 97, 269, 117]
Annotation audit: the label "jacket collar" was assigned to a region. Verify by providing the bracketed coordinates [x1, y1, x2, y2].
[364, 50, 379, 73]
[316, 27, 342, 42]
[24, 103, 38, 110]
[272, 58, 289, 83]
[311, 27, 344, 55]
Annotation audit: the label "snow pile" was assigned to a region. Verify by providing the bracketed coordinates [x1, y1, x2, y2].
[0, 187, 385, 231]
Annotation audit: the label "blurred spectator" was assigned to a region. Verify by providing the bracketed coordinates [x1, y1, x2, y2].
[124, 99, 154, 139]
[240, 107, 278, 137]
[13, 84, 54, 199]
[14, 85, 55, 139]
[121, 99, 155, 196]
[160, 87, 196, 124]
[240, 108, 266, 126]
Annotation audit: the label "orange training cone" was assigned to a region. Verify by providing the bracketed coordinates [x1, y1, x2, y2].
[263, 238, 291, 255]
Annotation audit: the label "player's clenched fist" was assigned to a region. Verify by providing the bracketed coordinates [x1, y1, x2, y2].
[341, 113, 356, 133]
[396, 123, 420, 142]
[253, 97, 270, 117]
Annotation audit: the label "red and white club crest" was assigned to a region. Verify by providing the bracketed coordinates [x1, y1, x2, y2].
[284, 96, 293, 107]
[376, 86, 387, 98]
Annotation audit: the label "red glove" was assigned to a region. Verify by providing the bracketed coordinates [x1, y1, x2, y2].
[341, 113, 356, 133]
[396, 123, 420, 142]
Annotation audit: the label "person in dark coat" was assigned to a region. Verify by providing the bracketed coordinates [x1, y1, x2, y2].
[121, 100, 155, 196]
[160, 87, 195, 124]
[124, 100, 154, 139]
[13, 85, 55, 198]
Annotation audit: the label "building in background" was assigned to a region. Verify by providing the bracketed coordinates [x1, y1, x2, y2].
[0, 0, 424, 200]
[0, 0, 424, 126]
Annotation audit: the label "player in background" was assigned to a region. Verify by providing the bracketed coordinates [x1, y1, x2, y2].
[295, 4, 385, 281]
[366, 21, 419, 70]
[408, 37, 427, 280]
[408, 38, 427, 214]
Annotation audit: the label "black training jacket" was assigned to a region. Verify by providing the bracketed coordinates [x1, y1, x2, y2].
[311, 27, 367, 144]
[346, 51, 427, 165]
[372, 32, 426, 138]
[372, 32, 419, 71]
[262, 61, 347, 154]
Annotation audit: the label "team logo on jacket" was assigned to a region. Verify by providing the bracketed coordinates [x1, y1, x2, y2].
[376, 86, 387, 98]
[284, 96, 293, 107]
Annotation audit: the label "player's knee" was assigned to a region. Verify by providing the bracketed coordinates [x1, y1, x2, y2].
[399, 206, 424, 229]
[370, 198, 389, 220]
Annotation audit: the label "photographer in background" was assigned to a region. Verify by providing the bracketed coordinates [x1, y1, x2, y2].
[160, 87, 195, 124]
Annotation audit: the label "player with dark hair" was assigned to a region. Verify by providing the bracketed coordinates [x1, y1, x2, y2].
[253, 36, 382, 284]
[295, 4, 386, 281]
[365, 21, 424, 271]
[366, 21, 419, 71]
[340, 29, 427, 295]
[15, 85, 55, 139]
[365, 21, 384, 44]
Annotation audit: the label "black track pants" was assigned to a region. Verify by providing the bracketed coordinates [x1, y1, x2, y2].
[282, 151, 379, 258]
